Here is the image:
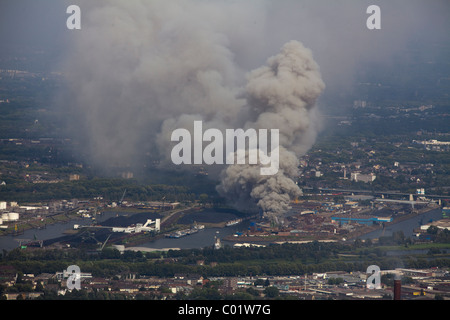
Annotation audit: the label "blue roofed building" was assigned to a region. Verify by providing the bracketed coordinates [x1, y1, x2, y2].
[331, 215, 392, 226]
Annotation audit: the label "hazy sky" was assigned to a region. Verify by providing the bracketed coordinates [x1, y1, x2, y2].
[1, 0, 448, 84]
[1, 0, 448, 157]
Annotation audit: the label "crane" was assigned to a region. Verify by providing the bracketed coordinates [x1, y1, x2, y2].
[119, 189, 127, 204]
[100, 233, 112, 251]
[161, 196, 166, 211]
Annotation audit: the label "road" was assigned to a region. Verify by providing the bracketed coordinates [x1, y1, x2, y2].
[303, 187, 449, 200]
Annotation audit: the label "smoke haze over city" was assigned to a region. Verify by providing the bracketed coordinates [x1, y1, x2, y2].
[1, 0, 448, 220]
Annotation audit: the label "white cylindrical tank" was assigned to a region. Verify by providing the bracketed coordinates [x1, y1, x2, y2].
[1, 213, 8, 222]
[0, 218, 3, 225]
[8, 212, 19, 221]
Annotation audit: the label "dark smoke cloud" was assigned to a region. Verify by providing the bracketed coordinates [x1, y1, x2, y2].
[217, 41, 324, 222]
[60, 1, 325, 222]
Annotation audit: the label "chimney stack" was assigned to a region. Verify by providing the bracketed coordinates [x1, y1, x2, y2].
[394, 273, 401, 300]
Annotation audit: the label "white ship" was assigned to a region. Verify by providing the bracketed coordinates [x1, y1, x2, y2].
[225, 218, 242, 227]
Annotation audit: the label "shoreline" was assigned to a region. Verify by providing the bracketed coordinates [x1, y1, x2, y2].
[0, 211, 80, 237]
[223, 206, 442, 245]
[1, 205, 442, 251]
[351, 205, 441, 240]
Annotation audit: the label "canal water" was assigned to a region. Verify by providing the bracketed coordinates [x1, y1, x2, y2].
[0, 210, 135, 251]
[139, 208, 444, 250]
[135, 222, 250, 250]
[0, 218, 86, 251]
[0, 210, 248, 251]
[0, 208, 444, 252]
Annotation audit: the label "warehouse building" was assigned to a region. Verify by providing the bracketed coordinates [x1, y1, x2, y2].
[331, 215, 392, 226]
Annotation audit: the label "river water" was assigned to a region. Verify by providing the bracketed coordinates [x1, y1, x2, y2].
[356, 208, 443, 240]
[134, 222, 250, 250]
[0, 218, 86, 251]
[139, 208, 445, 250]
[0, 210, 134, 251]
[0, 210, 248, 251]
[0, 208, 444, 252]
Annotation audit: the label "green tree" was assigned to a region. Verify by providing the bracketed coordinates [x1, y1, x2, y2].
[199, 193, 209, 206]
[427, 226, 439, 235]
[254, 279, 265, 287]
[246, 287, 260, 297]
[263, 286, 279, 298]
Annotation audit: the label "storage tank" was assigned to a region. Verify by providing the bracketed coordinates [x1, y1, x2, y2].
[8, 212, 19, 221]
[1, 213, 8, 222]
[0, 218, 3, 225]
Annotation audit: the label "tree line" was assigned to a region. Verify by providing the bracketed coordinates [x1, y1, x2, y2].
[2, 241, 449, 279]
[0, 178, 198, 203]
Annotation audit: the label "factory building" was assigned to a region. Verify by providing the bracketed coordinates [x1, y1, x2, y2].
[75, 218, 160, 234]
[413, 139, 450, 152]
[419, 219, 450, 232]
[146, 201, 180, 210]
[350, 172, 376, 183]
[331, 215, 392, 226]
[0, 212, 20, 223]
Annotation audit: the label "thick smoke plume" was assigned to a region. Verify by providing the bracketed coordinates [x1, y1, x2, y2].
[62, 0, 324, 223]
[217, 41, 324, 223]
